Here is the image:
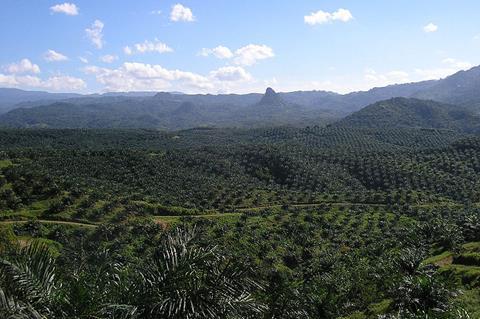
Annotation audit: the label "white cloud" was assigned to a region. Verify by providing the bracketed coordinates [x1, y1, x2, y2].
[263, 77, 278, 87]
[50, 2, 79, 15]
[84, 62, 213, 92]
[199, 44, 274, 66]
[2, 59, 86, 91]
[79, 57, 89, 63]
[234, 44, 275, 66]
[150, 10, 162, 15]
[441, 58, 472, 69]
[135, 40, 173, 54]
[170, 4, 195, 22]
[415, 58, 472, 80]
[304, 8, 353, 25]
[0, 74, 42, 88]
[0, 74, 86, 91]
[198, 48, 210, 57]
[124, 40, 173, 55]
[0, 74, 18, 86]
[44, 49, 68, 62]
[423, 23, 438, 33]
[123, 46, 133, 55]
[83, 62, 256, 93]
[4, 59, 40, 74]
[414, 68, 450, 80]
[199, 46, 233, 59]
[99, 54, 118, 63]
[42, 76, 86, 90]
[85, 20, 104, 49]
[210, 66, 251, 82]
[364, 68, 410, 87]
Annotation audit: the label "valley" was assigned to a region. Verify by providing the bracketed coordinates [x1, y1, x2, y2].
[2, 3, 480, 315]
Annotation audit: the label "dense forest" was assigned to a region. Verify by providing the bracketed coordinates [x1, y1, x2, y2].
[1, 126, 479, 318]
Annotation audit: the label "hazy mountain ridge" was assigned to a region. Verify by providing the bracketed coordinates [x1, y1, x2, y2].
[413, 65, 480, 111]
[0, 88, 337, 129]
[0, 88, 83, 113]
[1, 65, 480, 130]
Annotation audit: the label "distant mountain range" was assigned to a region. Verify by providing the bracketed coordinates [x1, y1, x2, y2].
[1, 65, 480, 130]
[412, 65, 480, 110]
[0, 88, 339, 129]
[0, 88, 82, 113]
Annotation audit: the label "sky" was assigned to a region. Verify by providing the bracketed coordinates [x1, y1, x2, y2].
[1, 0, 480, 94]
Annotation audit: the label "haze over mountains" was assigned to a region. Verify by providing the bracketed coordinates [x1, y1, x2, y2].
[1, 65, 480, 131]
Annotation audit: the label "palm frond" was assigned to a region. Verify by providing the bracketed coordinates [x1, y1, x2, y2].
[139, 227, 263, 318]
[0, 242, 57, 318]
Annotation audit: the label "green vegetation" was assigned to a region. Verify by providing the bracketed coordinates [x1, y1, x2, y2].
[336, 97, 480, 133]
[1, 126, 480, 318]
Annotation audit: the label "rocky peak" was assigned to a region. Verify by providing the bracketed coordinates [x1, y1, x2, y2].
[258, 87, 285, 106]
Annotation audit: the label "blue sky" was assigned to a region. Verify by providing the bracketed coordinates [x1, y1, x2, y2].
[1, 0, 479, 94]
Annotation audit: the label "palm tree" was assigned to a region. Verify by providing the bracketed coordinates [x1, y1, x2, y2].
[1, 228, 263, 319]
[137, 227, 264, 319]
[0, 242, 57, 318]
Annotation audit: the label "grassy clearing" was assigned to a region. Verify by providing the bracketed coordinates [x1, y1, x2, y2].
[426, 242, 480, 287]
[0, 219, 97, 228]
[0, 159, 13, 169]
[439, 264, 480, 287]
[463, 242, 480, 252]
[153, 212, 242, 225]
[424, 251, 453, 266]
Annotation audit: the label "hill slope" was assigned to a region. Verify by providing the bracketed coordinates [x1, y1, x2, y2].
[336, 97, 480, 133]
[413, 66, 480, 111]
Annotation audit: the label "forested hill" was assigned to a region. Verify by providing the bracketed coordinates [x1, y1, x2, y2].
[2, 64, 480, 130]
[413, 65, 480, 110]
[0, 88, 339, 130]
[335, 97, 480, 133]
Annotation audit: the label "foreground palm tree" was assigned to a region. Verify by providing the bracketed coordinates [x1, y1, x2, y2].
[0, 242, 57, 318]
[0, 228, 263, 318]
[137, 227, 264, 318]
